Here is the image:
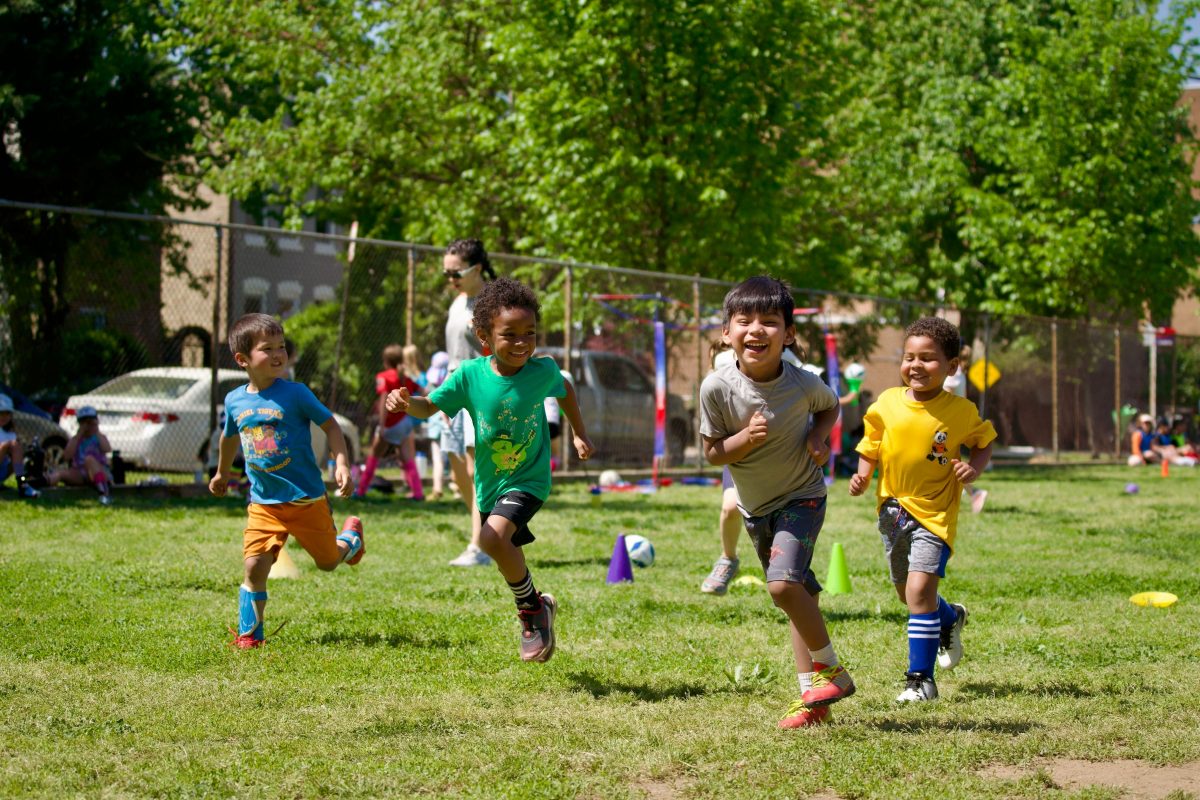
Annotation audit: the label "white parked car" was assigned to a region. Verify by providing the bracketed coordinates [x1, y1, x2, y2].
[61, 367, 361, 473]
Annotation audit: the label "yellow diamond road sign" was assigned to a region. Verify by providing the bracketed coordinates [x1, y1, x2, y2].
[968, 360, 1001, 392]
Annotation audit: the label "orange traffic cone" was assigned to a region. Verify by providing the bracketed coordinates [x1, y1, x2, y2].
[1162, 457, 1170, 478]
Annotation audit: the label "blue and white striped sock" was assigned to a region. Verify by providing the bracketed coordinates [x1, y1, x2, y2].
[937, 595, 958, 631]
[907, 612, 940, 676]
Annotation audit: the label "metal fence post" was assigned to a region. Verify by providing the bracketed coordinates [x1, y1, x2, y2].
[209, 226, 223, 438]
[562, 265, 573, 470]
[1051, 319, 1058, 461]
[693, 277, 703, 469]
[1114, 326, 1121, 460]
[330, 221, 359, 410]
[981, 314, 990, 420]
[406, 247, 415, 346]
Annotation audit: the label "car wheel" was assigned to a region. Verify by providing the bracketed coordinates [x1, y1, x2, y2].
[41, 437, 67, 471]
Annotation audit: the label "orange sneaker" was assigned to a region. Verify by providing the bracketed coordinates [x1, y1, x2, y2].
[339, 516, 365, 565]
[778, 700, 831, 729]
[802, 662, 856, 708]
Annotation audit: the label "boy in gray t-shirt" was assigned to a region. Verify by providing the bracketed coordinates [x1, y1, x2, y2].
[699, 275, 855, 729]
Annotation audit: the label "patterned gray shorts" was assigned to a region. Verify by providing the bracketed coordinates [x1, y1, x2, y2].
[743, 496, 825, 594]
[878, 498, 950, 583]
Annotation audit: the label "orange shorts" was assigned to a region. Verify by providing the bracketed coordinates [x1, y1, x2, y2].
[243, 498, 339, 565]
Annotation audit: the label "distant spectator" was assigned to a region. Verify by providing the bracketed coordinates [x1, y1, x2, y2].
[1128, 413, 1160, 466]
[1152, 416, 1196, 467]
[1171, 417, 1198, 459]
[0, 394, 39, 498]
[424, 351, 452, 500]
[46, 406, 113, 504]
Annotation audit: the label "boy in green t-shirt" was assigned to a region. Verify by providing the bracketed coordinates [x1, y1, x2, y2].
[386, 277, 595, 662]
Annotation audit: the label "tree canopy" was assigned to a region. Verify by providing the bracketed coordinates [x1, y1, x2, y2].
[828, 0, 1200, 323]
[0, 0, 202, 389]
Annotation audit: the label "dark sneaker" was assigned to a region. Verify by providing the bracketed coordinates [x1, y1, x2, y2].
[937, 603, 968, 670]
[802, 662, 856, 708]
[339, 516, 365, 565]
[700, 556, 739, 595]
[778, 700, 831, 729]
[518, 593, 557, 663]
[896, 671, 938, 703]
[17, 479, 39, 499]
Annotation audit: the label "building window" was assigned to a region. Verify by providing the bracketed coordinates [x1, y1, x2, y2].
[243, 277, 270, 315]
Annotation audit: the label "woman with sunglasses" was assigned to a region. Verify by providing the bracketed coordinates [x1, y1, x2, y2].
[442, 238, 497, 566]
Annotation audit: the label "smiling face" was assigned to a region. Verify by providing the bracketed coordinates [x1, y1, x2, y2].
[901, 334, 958, 401]
[236, 332, 289, 388]
[479, 306, 537, 376]
[722, 309, 795, 381]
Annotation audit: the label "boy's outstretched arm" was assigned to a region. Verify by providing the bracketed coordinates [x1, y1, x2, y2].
[848, 455, 876, 496]
[320, 416, 354, 498]
[952, 442, 993, 484]
[703, 409, 768, 466]
[556, 381, 595, 460]
[384, 387, 439, 420]
[208, 434, 241, 497]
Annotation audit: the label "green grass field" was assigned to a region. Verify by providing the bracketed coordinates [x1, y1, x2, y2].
[2, 466, 1199, 799]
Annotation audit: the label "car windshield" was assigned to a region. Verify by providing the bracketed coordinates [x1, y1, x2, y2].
[88, 375, 197, 400]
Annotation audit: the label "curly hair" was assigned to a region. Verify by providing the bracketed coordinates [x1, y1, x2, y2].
[472, 276, 540, 333]
[722, 275, 795, 326]
[904, 317, 961, 360]
[229, 313, 284, 358]
[446, 238, 497, 280]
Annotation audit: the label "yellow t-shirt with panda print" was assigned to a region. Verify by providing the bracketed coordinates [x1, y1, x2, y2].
[856, 386, 996, 548]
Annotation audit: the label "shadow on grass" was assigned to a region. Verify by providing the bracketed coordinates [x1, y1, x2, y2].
[958, 681, 1093, 699]
[310, 629, 473, 649]
[567, 671, 709, 702]
[869, 718, 1039, 734]
[528, 556, 612, 568]
[823, 608, 908, 624]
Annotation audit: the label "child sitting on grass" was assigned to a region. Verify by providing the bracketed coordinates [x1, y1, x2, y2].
[849, 316, 995, 702]
[210, 313, 365, 649]
[385, 277, 594, 663]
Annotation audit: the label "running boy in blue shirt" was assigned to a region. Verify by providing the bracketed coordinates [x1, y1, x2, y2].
[385, 277, 594, 662]
[700, 275, 856, 729]
[849, 316, 995, 702]
[210, 313, 366, 649]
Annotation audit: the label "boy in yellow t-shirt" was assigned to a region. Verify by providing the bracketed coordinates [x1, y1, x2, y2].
[849, 317, 995, 703]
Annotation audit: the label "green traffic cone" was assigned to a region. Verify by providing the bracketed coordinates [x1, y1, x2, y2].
[825, 542, 852, 595]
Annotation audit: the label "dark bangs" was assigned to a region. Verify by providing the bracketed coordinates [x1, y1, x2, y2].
[722, 276, 794, 325]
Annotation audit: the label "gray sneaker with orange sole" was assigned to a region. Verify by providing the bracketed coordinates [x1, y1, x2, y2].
[518, 593, 557, 662]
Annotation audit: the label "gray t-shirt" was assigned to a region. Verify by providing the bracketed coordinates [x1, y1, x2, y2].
[445, 293, 483, 370]
[700, 360, 838, 517]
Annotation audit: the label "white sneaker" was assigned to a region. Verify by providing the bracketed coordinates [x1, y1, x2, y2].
[896, 672, 938, 703]
[970, 488, 988, 514]
[449, 544, 492, 567]
[937, 603, 968, 670]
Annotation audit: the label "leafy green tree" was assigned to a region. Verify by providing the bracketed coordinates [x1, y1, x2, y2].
[0, 0, 202, 390]
[829, 0, 1200, 323]
[168, 1, 839, 282]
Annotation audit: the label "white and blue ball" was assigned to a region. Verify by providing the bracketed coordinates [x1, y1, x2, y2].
[624, 534, 655, 568]
[844, 362, 866, 380]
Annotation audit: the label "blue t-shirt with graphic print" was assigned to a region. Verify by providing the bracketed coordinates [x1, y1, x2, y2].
[429, 356, 566, 512]
[223, 379, 331, 504]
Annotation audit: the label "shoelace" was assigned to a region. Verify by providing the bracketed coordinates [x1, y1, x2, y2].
[783, 699, 811, 718]
[811, 664, 841, 688]
[712, 562, 736, 581]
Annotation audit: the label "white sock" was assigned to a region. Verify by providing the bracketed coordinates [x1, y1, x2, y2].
[798, 672, 814, 694]
[809, 643, 837, 668]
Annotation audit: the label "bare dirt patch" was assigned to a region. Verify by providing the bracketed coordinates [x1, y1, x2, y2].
[982, 758, 1200, 799]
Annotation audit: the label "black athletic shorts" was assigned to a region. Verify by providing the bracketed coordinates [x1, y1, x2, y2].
[479, 490, 544, 547]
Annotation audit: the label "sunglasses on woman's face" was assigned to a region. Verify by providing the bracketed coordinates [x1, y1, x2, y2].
[443, 264, 481, 280]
